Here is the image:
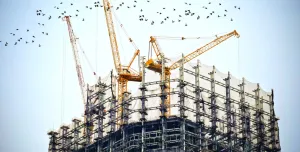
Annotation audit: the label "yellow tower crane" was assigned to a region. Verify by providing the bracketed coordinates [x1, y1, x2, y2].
[102, 0, 142, 126]
[146, 30, 240, 117]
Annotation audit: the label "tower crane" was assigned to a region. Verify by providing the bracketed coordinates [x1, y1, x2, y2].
[63, 16, 86, 104]
[102, 0, 142, 125]
[145, 30, 240, 117]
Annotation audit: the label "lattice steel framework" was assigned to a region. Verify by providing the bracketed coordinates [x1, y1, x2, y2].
[48, 59, 281, 152]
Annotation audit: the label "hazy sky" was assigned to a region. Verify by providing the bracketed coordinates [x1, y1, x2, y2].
[0, 0, 299, 151]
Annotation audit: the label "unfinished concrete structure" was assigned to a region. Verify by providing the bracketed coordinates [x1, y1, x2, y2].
[47, 57, 281, 152]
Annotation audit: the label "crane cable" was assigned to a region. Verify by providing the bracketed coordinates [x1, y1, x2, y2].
[77, 40, 97, 80]
[95, 5, 99, 78]
[111, 9, 139, 50]
[61, 31, 66, 124]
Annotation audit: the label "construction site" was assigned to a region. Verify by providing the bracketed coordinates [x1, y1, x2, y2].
[47, 1, 281, 152]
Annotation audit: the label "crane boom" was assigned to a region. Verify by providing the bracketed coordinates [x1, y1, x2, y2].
[150, 36, 163, 60]
[169, 30, 240, 70]
[63, 16, 86, 103]
[103, 0, 122, 73]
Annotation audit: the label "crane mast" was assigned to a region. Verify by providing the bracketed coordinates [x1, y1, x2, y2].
[63, 16, 86, 104]
[146, 30, 240, 117]
[103, 0, 122, 74]
[102, 0, 142, 126]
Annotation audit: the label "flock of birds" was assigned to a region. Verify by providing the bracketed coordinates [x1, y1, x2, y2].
[0, 0, 241, 47]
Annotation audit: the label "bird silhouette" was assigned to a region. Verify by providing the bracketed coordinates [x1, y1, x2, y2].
[225, 10, 227, 12]
[197, 16, 200, 20]
[32, 40, 34, 43]
[234, 6, 237, 8]
[185, 23, 187, 26]
[26, 41, 28, 44]
[82, 18, 85, 21]
[14, 42, 17, 45]
[71, 3, 73, 5]
[140, 9, 143, 12]
[207, 16, 209, 19]
[173, 8, 176, 11]
[16, 29, 19, 30]
[5, 42, 8, 46]
[33, 36, 35, 38]
[172, 20, 175, 23]
[60, 2, 63, 4]
[49, 16, 51, 20]
[238, 7, 240, 10]
[46, 33, 48, 35]
[219, 3, 221, 5]
[39, 44, 41, 47]
[27, 29, 29, 32]
[224, 14, 227, 17]
[161, 21, 164, 24]
[231, 18, 233, 21]
[76, 10, 79, 12]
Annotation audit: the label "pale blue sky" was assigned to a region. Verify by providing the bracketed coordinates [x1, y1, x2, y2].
[0, 0, 299, 151]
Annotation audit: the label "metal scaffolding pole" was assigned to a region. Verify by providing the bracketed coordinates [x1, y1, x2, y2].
[239, 78, 251, 151]
[122, 92, 130, 152]
[85, 84, 92, 151]
[224, 72, 232, 152]
[139, 56, 147, 152]
[96, 77, 106, 152]
[254, 84, 265, 152]
[160, 53, 167, 151]
[109, 70, 116, 152]
[72, 119, 81, 151]
[61, 125, 70, 152]
[48, 131, 59, 152]
[209, 66, 218, 151]
[194, 60, 202, 151]
[178, 54, 187, 151]
[268, 89, 281, 151]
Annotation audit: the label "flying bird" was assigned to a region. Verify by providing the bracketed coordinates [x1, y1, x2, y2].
[39, 44, 41, 47]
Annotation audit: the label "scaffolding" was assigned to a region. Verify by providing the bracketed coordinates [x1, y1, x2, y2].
[48, 58, 281, 152]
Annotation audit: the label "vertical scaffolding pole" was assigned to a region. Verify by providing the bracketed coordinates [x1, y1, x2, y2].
[194, 60, 204, 151]
[239, 78, 251, 151]
[85, 84, 92, 151]
[160, 53, 167, 151]
[139, 56, 147, 152]
[178, 54, 186, 151]
[61, 125, 70, 152]
[48, 131, 59, 152]
[96, 77, 106, 152]
[121, 92, 130, 152]
[209, 66, 217, 151]
[109, 70, 116, 152]
[269, 89, 281, 151]
[224, 72, 232, 151]
[254, 84, 265, 152]
[72, 119, 81, 151]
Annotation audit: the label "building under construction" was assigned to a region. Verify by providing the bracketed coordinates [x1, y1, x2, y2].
[48, 1, 281, 152]
[47, 56, 281, 152]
